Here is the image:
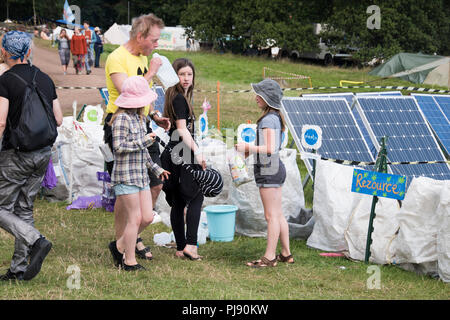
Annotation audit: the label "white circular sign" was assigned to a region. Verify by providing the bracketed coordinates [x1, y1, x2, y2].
[83, 104, 103, 125]
[301, 125, 322, 149]
[237, 124, 257, 145]
[198, 113, 208, 139]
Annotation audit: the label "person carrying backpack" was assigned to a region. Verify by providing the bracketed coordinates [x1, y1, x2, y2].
[0, 31, 63, 281]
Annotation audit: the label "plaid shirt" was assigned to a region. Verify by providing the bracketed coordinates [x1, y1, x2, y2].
[111, 111, 164, 188]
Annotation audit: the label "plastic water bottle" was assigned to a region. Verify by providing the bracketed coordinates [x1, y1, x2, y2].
[197, 211, 209, 245]
[153, 53, 179, 89]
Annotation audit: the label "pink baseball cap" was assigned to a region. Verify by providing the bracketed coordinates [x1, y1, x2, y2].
[115, 76, 157, 109]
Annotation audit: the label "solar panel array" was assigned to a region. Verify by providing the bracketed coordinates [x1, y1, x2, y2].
[302, 92, 377, 157]
[281, 97, 375, 175]
[354, 96, 450, 181]
[412, 94, 450, 155]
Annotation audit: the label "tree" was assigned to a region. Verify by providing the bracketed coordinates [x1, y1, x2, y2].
[181, 0, 324, 53]
[320, 0, 450, 63]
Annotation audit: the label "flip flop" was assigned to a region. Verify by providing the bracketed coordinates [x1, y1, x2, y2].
[183, 251, 202, 261]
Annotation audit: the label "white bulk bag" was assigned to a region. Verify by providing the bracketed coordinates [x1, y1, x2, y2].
[44, 117, 104, 201]
[344, 196, 401, 264]
[389, 177, 445, 277]
[230, 148, 304, 237]
[306, 160, 364, 252]
[436, 181, 450, 282]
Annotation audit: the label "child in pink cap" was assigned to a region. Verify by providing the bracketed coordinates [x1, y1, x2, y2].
[107, 76, 170, 271]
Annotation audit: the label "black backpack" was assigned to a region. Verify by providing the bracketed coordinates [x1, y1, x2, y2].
[7, 68, 57, 151]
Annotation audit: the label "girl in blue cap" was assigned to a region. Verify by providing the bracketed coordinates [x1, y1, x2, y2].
[235, 79, 294, 268]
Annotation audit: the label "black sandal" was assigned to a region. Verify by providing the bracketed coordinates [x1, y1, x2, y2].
[135, 237, 153, 260]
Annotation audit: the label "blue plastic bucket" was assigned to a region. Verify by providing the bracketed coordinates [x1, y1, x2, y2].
[204, 205, 238, 242]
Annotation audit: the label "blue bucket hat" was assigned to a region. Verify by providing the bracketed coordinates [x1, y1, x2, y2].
[2, 31, 32, 62]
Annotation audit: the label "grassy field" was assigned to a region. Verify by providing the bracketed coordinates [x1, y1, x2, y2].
[0, 40, 448, 300]
[1, 200, 448, 300]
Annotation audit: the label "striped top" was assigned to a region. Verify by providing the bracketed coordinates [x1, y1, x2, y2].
[111, 111, 164, 188]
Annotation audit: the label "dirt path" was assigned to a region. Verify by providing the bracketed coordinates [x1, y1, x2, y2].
[32, 42, 107, 115]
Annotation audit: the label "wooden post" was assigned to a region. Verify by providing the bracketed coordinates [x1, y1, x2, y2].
[217, 81, 220, 131]
[33, 0, 37, 26]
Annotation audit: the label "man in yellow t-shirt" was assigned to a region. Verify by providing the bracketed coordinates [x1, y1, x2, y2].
[105, 46, 152, 115]
[104, 13, 170, 264]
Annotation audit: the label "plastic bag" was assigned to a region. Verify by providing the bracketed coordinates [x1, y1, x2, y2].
[41, 158, 58, 189]
[66, 195, 102, 210]
[227, 149, 252, 187]
[97, 171, 116, 212]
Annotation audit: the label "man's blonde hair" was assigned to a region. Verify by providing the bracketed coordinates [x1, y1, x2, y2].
[130, 13, 164, 40]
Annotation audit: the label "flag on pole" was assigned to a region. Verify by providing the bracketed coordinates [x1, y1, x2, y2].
[63, 0, 75, 23]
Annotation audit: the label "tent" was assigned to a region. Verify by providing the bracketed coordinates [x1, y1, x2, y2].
[103, 23, 131, 46]
[103, 23, 199, 51]
[369, 52, 450, 88]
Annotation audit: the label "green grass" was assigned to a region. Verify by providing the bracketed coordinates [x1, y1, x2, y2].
[1, 40, 447, 300]
[1, 200, 448, 299]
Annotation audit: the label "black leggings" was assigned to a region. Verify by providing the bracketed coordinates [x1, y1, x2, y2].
[170, 189, 204, 251]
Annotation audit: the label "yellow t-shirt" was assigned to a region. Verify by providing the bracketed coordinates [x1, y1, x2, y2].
[105, 45, 153, 115]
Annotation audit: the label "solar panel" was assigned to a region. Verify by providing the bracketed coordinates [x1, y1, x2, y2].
[99, 87, 110, 105]
[302, 92, 377, 157]
[411, 94, 450, 155]
[302, 92, 355, 105]
[281, 97, 375, 175]
[433, 95, 450, 122]
[152, 85, 165, 114]
[149, 85, 166, 131]
[355, 91, 403, 96]
[355, 96, 450, 181]
[98, 85, 164, 114]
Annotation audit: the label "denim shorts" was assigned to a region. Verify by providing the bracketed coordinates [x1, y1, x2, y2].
[254, 159, 286, 188]
[114, 184, 149, 196]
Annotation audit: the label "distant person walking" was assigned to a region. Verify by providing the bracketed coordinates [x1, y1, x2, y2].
[93, 27, 103, 68]
[235, 79, 293, 268]
[70, 26, 87, 75]
[55, 29, 71, 75]
[0, 31, 63, 281]
[82, 21, 95, 75]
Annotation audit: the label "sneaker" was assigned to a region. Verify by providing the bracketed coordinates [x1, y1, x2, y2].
[86, 70, 91, 75]
[0, 269, 24, 281]
[23, 237, 52, 281]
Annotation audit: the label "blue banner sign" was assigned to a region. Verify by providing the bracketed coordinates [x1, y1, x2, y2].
[351, 169, 407, 200]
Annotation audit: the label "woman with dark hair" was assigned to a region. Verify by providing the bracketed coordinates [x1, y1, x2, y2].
[55, 29, 71, 75]
[161, 58, 206, 261]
